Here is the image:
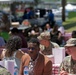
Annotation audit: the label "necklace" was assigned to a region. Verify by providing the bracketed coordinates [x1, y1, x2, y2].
[29, 53, 39, 75]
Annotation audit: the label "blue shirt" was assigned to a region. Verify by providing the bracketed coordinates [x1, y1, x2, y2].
[48, 12, 54, 22]
[0, 37, 5, 46]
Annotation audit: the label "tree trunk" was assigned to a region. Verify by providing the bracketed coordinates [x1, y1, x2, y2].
[62, 0, 66, 22]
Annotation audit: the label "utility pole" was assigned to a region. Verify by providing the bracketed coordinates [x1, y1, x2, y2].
[62, 0, 66, 22]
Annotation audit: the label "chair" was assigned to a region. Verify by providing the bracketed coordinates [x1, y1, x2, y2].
[52, 47, 65, 64]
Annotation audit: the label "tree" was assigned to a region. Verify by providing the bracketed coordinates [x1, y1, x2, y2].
[62, 0, 66, 22]
[34, 0, 41, 5]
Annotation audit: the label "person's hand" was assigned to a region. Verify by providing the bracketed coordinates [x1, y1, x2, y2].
[60, 70, 68, 75]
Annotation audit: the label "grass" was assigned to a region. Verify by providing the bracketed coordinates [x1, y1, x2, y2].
[63, 11, 76, 33]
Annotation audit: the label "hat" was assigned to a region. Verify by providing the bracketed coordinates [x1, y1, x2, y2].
[37, 31, 50, 40]
[11, 22, 19, 27]
[65, 38, 76, 47]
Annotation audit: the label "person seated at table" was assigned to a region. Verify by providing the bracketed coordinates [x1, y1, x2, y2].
[0, 65, 11, 75]
[19, 38, 52, 75]
[10, 27, 27, 48]
[1, 36, 25, 71]
[37, 31, 59, 55]
[43, 22, 52, 32]
[50, 25, 63, 46]
[28, 25, 41, 38]
[59, 38, 76, 75]
[22, 19, 31, 27]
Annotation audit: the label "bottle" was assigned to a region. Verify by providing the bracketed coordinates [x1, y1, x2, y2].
[24, 66, 29, 75]
[14, 66, 18, 75]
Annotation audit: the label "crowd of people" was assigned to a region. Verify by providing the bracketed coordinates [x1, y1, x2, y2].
[0, 6, 76, 75]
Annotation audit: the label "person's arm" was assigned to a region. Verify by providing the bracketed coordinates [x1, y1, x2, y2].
[0, 49, 6, 60]
[43, 60, 52, 75]
[59, 62, 68, 75]
[60, 70, 68, 75]
[19, 54, 30, 75]
[19, 55, 25, 75]
[58, 31, 62, 40]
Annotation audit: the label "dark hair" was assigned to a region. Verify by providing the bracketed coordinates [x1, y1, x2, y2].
[52, 24, 58, 32]
[5, 36, 22, 57]
[28, 38, 40, 46]
[11, 27, 19, 34]
[72, 31, 76, 38]
[49, 9, 52, 13]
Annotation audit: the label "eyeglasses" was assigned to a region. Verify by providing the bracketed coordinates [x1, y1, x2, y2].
[27, 47, 35, 50]
[65, 46, 75, 49]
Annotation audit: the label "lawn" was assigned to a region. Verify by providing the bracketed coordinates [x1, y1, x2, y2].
[63, 11, 76, 33]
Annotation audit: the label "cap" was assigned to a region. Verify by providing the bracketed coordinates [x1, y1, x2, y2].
[37, 31, 50, 40]
[65, 38, 76, 47]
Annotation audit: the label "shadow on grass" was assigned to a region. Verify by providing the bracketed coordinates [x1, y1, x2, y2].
[64, 22, 76, 30]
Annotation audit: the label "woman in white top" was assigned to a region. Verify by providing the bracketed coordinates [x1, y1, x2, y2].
[1, 36, 25, 70]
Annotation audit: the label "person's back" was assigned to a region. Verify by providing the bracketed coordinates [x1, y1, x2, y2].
[22, 9, 28, 20]
[48, 10, 54, 22]
[10, 28, 27, 48]
[2, 49, 24, 69]
[18, 33, 27, 48]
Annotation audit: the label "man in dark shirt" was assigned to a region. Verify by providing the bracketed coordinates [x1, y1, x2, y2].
[10, 27, 27, 48]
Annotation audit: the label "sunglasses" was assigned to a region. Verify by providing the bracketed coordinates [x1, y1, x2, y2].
[27, 47, 35, 50]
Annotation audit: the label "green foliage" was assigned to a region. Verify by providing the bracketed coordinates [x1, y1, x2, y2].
[68, 12, 76, 19]
[34, 0, 41, 5]
[67, 0, 76, 2]
[63, 12, 76, 32]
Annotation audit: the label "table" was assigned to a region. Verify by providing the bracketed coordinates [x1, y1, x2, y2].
[52, 64, 60, 75]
